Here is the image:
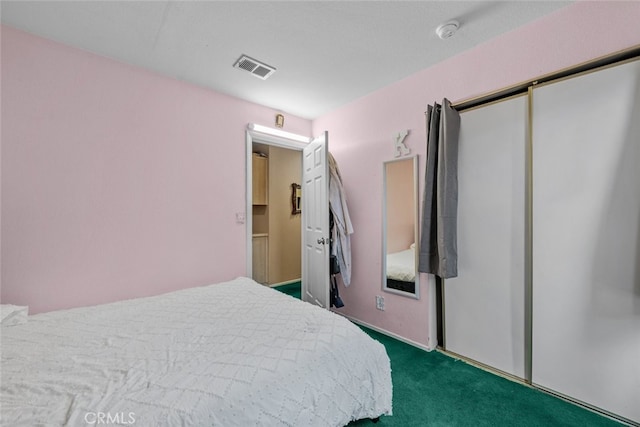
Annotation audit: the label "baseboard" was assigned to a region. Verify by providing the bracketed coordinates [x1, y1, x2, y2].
[339, 314, 435, 352]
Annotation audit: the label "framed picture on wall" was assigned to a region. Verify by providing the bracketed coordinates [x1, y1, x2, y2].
[291, 183, 301, 215]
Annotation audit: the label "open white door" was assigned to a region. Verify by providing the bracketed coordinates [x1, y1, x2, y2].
[302, 132, 330, 308]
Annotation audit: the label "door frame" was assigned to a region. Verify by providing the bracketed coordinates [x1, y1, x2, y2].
[245, 124, 310, 279]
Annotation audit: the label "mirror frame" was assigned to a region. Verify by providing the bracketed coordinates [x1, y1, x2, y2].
[382, 155, 420, 299]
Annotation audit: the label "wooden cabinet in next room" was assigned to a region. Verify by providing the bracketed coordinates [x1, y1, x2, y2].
[252, 153, 268, 205]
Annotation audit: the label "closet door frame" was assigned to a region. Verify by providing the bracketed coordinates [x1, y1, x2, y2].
[438, 47, 640, 426]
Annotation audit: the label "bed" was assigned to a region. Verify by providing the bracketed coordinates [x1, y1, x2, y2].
[0, 277, 392, 426]
[386, 245, 416, 293]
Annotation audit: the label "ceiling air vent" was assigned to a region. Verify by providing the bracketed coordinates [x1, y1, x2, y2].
[233, 55, 276, 80]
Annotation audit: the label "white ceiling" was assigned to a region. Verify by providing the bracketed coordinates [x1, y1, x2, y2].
[1, 1, 571, 119]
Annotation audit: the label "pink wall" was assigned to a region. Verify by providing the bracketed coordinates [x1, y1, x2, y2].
[314, 1, 640, 348]
[2, 2, 639, 348]
[0, 26, 311, 313]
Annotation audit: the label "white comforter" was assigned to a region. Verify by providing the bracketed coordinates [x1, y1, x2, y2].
[0, 277, 392, 426]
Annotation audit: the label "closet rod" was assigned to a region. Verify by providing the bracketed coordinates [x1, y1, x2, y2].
[452, 44, 640, 112]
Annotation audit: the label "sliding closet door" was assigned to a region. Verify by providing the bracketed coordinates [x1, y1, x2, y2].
[444, 95, 526, 379]
[532, 59, 640, 422]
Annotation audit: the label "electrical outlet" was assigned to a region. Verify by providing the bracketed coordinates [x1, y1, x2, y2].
[375, 295, 385, 311]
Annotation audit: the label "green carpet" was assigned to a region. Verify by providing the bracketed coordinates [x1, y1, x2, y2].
[273, 283, 620, 427]
[273, 281, 301, 300]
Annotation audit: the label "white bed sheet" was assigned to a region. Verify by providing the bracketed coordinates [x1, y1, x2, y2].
[386, 248, 416, 282]
[0, 277, 392, 426]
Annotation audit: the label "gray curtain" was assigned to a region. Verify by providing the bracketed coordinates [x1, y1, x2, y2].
[418, 98, 460, 279]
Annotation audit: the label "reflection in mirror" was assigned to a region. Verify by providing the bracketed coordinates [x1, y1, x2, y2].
[383, 156, 419, 299]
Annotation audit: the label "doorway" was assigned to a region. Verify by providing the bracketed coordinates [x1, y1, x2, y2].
[245, 126, 308, 287]
[251, 142, 302, 286]
[245, 125, 330, 308]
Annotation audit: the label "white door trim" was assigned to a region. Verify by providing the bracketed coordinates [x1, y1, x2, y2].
[245, 124, 310, 278]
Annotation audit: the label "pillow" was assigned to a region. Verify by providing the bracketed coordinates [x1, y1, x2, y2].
[0, 304, 29, 326]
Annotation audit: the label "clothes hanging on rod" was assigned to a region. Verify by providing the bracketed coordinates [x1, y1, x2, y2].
[329, 215, 345, 309]
[328, 152, 354, 286]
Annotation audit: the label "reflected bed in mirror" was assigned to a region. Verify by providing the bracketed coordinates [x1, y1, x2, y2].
[382, 155, 419, 299]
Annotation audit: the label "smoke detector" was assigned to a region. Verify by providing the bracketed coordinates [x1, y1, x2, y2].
[436, 21, 459, 39]
[233, 55, 276, 80]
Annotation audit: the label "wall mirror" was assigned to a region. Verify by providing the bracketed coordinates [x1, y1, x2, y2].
[382, 155, 419, 299]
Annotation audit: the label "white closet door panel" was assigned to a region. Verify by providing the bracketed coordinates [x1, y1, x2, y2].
[532, 59, 640, 422]
[445, 95, 526, 379]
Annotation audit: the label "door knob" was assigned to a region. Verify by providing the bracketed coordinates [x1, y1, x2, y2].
[317, 237, 327, 245]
